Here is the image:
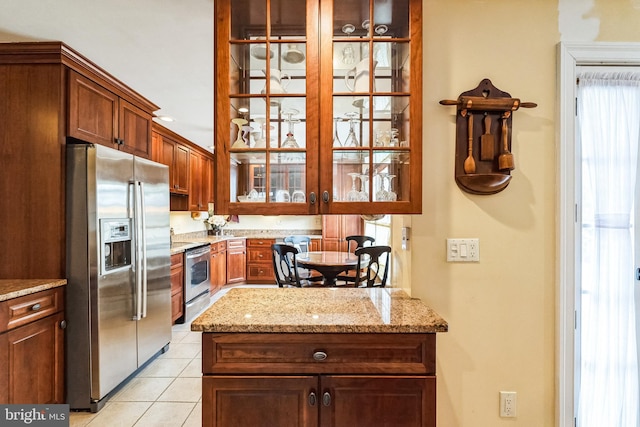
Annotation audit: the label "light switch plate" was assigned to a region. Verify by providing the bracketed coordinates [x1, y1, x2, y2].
[446, 238, 479, 262]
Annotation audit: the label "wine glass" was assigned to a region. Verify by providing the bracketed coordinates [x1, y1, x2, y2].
[375, 172, 388, 201]
[333, 117, 343, 147]
[341, 24, 356, 65]
[358, 173, 369, 201]
[282, 109, 300, 148]
[386, 174, 397, 201]
[346, 172, 361, 201]
[343, 112, 359, 147]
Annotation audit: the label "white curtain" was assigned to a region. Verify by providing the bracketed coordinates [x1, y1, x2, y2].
[577, 71, 640, 427]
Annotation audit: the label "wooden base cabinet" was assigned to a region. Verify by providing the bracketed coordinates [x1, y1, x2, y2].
[226, 239, 247, 284]
[210, 241, 227, 295]
[0, 287, 65, 404]
[246, 238, 275, 283]
[201, 333, 437, 427]
[170, 253, 184, 324]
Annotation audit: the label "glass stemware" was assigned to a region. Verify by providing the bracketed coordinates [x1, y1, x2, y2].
[281, 109, 300, 148]
[346, 172, 361, 201]
[358, 173, 369, 201]
[333, 117, 343, 147]
[386, 174, 397, 201]
[341, 24, 356, 65]
[343, 112, 359, 147]
[375, 172, 388, 201]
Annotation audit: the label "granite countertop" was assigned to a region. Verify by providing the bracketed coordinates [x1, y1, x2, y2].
[171, 232, 322, 254]
[0, 279, 67, 302]
[191, 287, 448, 334]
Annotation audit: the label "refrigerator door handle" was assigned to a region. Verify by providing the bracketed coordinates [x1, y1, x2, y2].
[132, 180, 142, 321]
[138, 181, 148, 318]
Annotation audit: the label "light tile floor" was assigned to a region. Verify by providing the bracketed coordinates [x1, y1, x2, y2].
[70, 284, 274, 427]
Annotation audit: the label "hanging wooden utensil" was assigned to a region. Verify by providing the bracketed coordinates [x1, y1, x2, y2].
[480, 114, 494, 161]
[498, 112, 514, 170]
[463, 112, 476, 174]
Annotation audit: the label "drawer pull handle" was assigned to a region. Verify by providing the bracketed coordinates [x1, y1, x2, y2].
[313, 351, 327, 361]
[31, 303, 41, 311]
[322, 391, 331, 406]
[308, 391, 317, 406]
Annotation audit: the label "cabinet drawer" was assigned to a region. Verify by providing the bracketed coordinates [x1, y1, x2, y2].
[247, 238, 275, 248]
[247, 265, 274, 281]
[171, 252, 183, 268]
[247, 247, 271, 263]
[227, 238, 246, 249]
[211, 241, 227, 253]
[0, 287, 64, 333]
[202, 333, 435, 375]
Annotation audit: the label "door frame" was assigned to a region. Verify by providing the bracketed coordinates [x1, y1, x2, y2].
[557, 42, 640, 427]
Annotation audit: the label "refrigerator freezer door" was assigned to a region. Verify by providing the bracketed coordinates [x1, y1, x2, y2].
[134, 156, 171, 365]
[65, 144, 138, 409]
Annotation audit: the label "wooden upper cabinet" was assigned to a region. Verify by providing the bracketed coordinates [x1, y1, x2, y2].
[152, 122, 213, 206]
[118, 99, 153, 158]
[68, 70, 118, 147]
[214, 0, 422, 215]
[68, 69, 154, 158]
[188, 150, 204, 211]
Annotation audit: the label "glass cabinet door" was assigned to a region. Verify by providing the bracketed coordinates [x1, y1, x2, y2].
[215, 0, 421, 215]
[215, 0, 319, 214]
[319, 0, 421, 214]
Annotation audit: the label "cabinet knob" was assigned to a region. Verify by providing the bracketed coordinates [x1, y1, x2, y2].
[313, 351, 327, 361]
[308, 391, 317, 406]
[322, 191, 330, 203]
[31, 303, 41, 311]
[322, 391, 331, 406]
[59, 320, 67, 329]
[309, 192, 317, 205]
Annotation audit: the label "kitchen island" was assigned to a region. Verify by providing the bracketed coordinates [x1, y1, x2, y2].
[191, 287, 447, 427]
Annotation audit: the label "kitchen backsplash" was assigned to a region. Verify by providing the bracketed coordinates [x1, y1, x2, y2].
[169, 212, 322, 235]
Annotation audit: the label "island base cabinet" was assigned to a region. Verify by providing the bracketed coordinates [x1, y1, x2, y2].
[202, 375, 435, 427]
[203, 376, 318, 427]
[200, 332, 437, 427]
[322, 375, 435, 427]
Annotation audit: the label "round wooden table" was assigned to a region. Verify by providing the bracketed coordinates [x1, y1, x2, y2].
[296, 251, 359, 286]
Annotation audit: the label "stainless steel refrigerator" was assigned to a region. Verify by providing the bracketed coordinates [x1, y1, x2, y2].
[65, 142, 171, 412]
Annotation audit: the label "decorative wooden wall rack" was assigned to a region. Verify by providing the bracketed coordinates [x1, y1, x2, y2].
[440, 79, 537, 195]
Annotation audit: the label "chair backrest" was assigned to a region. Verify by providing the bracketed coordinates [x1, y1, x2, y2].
[283, 235, 311, 253]
[345, 235, 375, 253]
[271, 243, 302, 287]
[354, 245, 391, 287]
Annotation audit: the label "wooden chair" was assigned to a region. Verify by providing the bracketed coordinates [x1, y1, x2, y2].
[345, 235, 375, 253]
[283, 235, 323, 284]
[353, 245, 391, 288]
[336, 235, 376, 285]
[271, 244, 303, 287]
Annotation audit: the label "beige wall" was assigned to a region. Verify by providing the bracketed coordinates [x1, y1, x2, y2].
[408, 1, 640, 426]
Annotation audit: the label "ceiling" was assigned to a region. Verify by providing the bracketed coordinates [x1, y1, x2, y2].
[0, 0, 215, 150]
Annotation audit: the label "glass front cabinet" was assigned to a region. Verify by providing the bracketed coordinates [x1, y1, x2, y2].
[214, 0, 422, 215]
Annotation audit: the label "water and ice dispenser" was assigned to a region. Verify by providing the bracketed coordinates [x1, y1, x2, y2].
[100, 219, 132, 273]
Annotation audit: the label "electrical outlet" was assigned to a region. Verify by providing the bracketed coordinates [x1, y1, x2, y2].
[499, 391, 517, 418]
[446, 238, 480, 262]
